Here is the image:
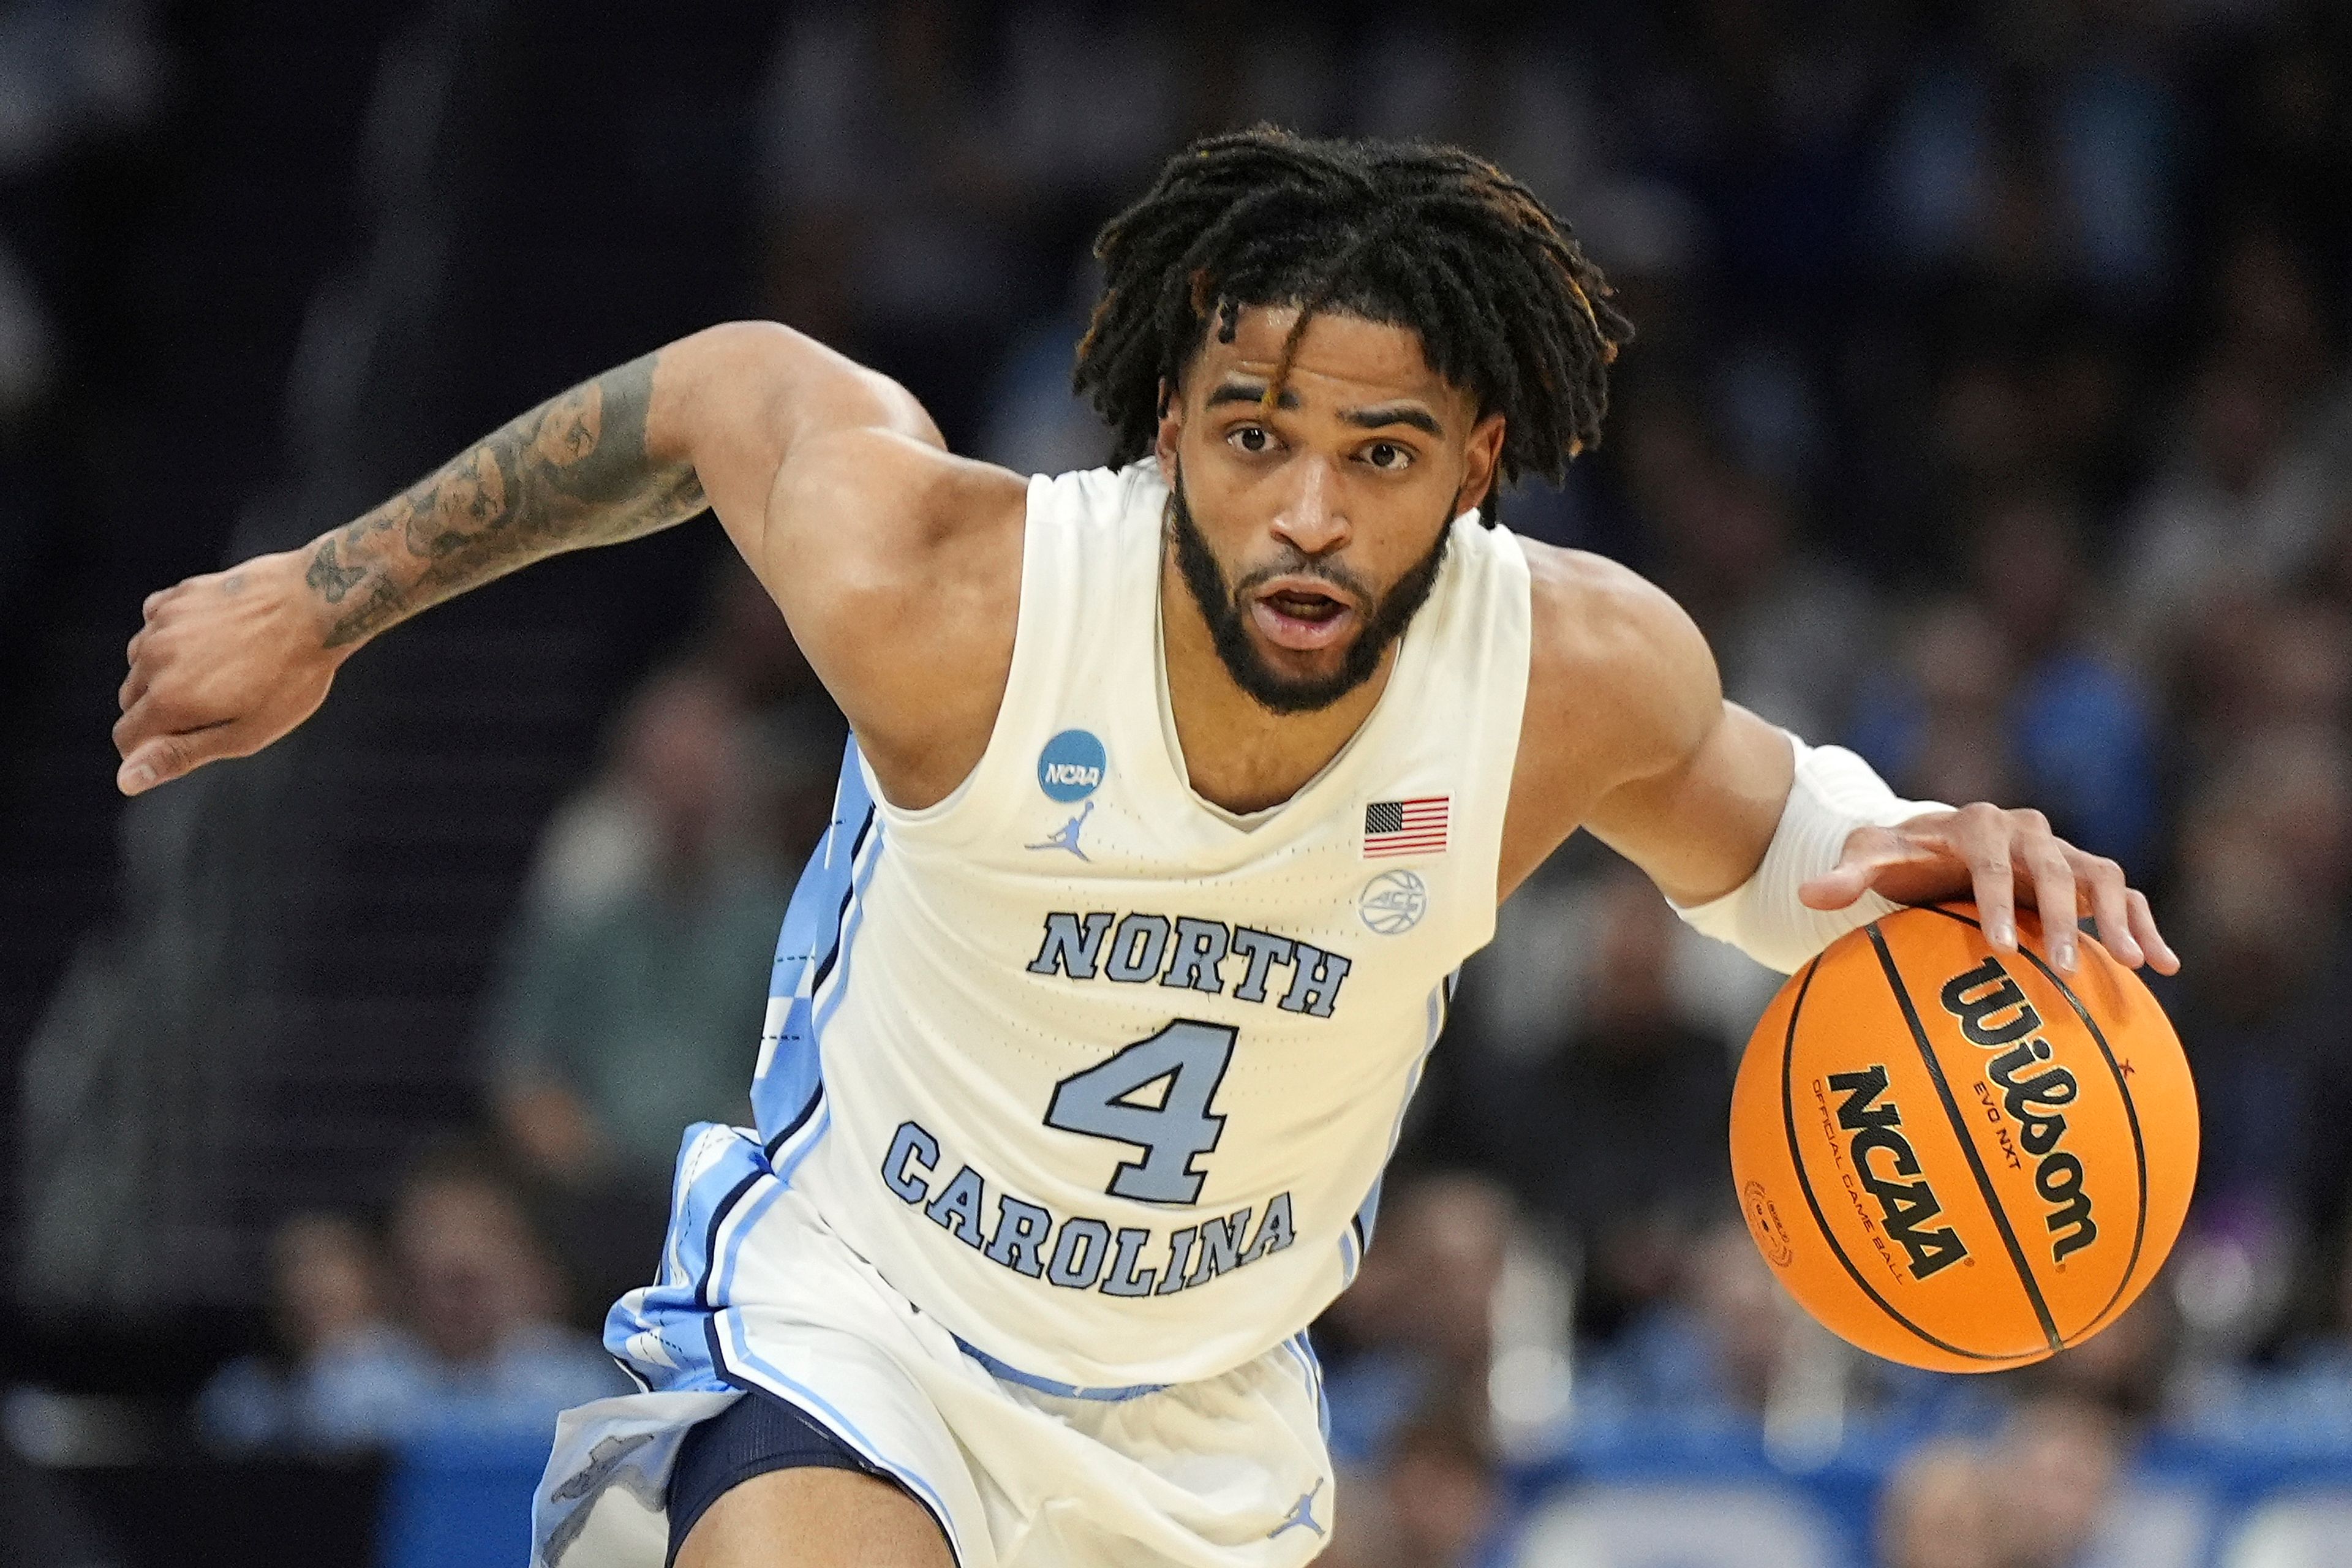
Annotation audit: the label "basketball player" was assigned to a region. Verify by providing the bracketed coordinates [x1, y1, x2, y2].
[113, 131, 2176, 1568]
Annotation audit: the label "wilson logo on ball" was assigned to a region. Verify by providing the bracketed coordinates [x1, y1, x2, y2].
[1939, 956, 2098, 1265]
[1828, 1065, 1970, 1281]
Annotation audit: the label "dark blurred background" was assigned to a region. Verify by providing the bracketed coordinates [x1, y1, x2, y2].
[1, 2, 2348, 1566]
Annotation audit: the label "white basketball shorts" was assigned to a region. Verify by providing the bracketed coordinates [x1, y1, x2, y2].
[531, 1125, 1335, 1567]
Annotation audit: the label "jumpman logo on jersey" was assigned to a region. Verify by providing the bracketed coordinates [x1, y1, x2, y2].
[1026, 799, 1095, 861]
[1269, 1478, 1326, 1539]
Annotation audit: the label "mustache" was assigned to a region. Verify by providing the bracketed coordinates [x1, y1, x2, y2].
[1228, 551, 1374, 612]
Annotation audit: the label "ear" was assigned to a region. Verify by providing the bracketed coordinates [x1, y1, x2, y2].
[1154, 377, 1184, 485]
[1458, 411, 1507, 518]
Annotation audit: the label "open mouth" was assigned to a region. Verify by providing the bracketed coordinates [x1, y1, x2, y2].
[1250, 580, 1359, 652]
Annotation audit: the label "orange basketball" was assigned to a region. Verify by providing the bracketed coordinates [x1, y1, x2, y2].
[1728, 903, 2198, 1372]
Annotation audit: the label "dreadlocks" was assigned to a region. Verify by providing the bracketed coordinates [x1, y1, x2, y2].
[1074, 127, 1634, 511]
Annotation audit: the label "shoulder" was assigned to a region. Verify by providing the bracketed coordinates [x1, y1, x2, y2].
[1519, 540, 1720, 793]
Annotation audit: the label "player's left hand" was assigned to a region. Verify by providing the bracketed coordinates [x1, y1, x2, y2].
[1796, 804, 2179, 976]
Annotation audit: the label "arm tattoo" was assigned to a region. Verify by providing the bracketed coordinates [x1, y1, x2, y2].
[306, 352, 708, 648]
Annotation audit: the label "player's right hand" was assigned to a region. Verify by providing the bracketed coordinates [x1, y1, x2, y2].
[113, 549, 347, 796]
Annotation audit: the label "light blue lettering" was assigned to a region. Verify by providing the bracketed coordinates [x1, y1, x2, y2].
[1157, 1227, 1199, 1295]
[1242, 1191, 1297, 1262]
[1028, 913, 1114, 979]
[1229, 927, 1294, 1003]
[1185, 1207, 1253, 1288]
[1104, 914, 1172, 982]
[1161, 917, 1231, 994]
[924, 1166, 988, 1248]
[986, 1196, 1052, 1279]
[1047, 1218, 1111, 1290]
[881, 1121, 938, 1205]
[1099, 1226, 1158, 1297]
[1278, 943, 1351, 1017]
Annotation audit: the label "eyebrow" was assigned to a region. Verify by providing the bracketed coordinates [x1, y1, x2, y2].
[1203, 380, 1444, 437]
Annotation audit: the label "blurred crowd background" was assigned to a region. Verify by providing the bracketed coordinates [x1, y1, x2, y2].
[1, 1, 2348, 1565]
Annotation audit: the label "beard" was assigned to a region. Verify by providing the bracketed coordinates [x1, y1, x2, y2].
[1166, 467, 1455, 715]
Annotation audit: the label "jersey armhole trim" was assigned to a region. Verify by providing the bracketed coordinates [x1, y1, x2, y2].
[1473, 526, 1538, 941]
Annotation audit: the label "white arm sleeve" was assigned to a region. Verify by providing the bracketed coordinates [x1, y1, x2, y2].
[1668, 735, 1950, 974]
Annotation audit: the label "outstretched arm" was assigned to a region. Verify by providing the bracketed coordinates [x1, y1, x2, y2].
[114, 322, 1020, 799]
[1505, 543, 2177, 975]
[297, 352, 713, 652]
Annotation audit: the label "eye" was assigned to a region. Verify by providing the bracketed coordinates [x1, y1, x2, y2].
[1227, 424, 1278, 456]
[1363, 441, 1414, 472]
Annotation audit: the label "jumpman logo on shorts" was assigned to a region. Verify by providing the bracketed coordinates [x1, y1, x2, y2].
[1269, 1478, 1326, 1539]
[1026, 799, 1095, 861]
[541, 1431, 665, 1566]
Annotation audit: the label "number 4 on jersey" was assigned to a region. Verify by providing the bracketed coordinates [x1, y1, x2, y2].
[1044, 1020, 1237, 1204]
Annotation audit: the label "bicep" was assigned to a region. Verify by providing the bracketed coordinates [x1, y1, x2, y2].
[1581, 701, 1794, 907]
[1509, 547, 1793, 905]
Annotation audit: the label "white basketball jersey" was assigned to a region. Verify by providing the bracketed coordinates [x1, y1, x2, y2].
[758, 461, 1532, 1390]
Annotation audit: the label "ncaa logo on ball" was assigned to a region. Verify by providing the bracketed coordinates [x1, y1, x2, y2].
[1359, 869, 1428, 935]
[1037, 729, 1107, 802]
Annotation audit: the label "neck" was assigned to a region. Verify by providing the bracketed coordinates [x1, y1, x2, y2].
[1158, 543, 1398, 815]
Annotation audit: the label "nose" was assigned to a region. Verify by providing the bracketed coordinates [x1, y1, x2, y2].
[1270, 458, 1350, 557]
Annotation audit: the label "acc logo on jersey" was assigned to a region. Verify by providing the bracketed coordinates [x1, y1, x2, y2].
[1038, 729, 1107, 802]
[1358, 869, 1428, 935]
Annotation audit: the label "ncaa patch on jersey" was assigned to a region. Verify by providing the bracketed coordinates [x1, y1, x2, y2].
[1359, 869, 1428, 934]
[1038, 729, 1107, 802]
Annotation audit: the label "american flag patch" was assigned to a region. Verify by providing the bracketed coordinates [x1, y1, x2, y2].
[1363, 796, 1449, 858]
